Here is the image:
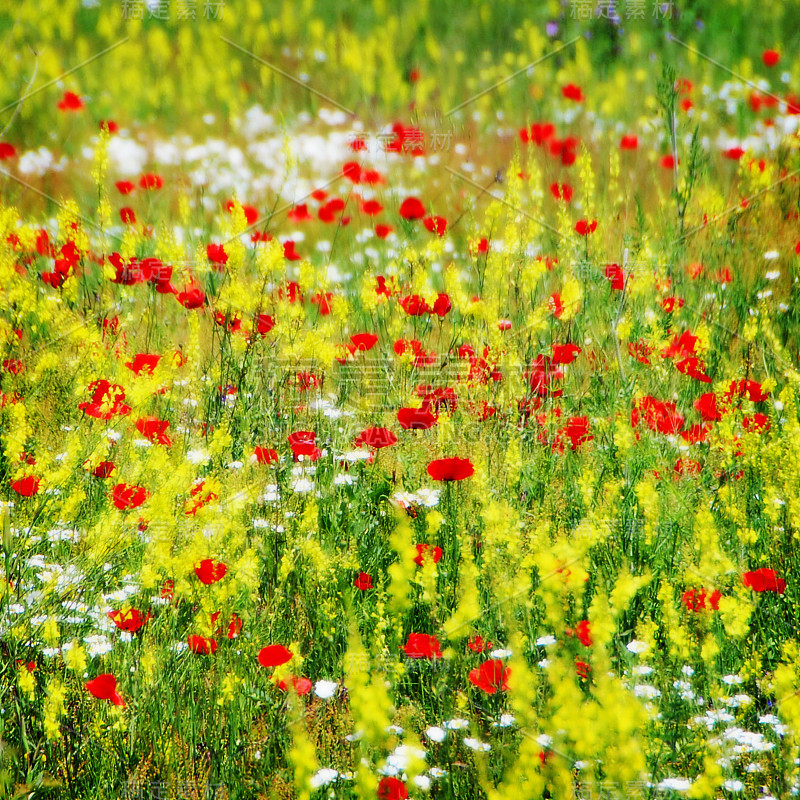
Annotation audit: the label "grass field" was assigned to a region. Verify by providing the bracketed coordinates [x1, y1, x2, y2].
[2, 1, 800, 798]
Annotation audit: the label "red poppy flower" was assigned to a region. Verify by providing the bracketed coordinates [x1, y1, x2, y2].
[318, 198, 347, 223]
[423, 215, 447, 236]
[529, 122, 556, 145]
[360, 199, 384, 216]
[399, 294, 431, 316]
[562, 83, 585, 102]
[673, 458, 702, 477]
[125, 353, 161, 376]
[675, 356, 712, 384]
[1, 358, 23, 375]
[469, 659, 510, 694]
[258, 644, 293, 667]
[287, 203, 313, 222]
[120, 207, 136, 224]
[79, 380, 131, 419]
[311, 291, 335, 314]
[574, 219, 597, 236]
[283, 240, 301, 261]
[354, 427, 397, 449]
[725, 379, 769, 403]
[384, 122, 425, 155]
[342, 161, 362, 182]
[354, 572, 373, 591]
[549, 136, 579, 166]
[631, 396, 684, 435]
[0, 142, 17, 160]
[682, 588, 702, 612]
[563, 417, 592, 450]
[92, 461, 116, 479]
[136, 416, 172, 446]
[207, 243, 228, 267]
[403, 633, 442, 660]
[528, 355, 564, 396]
[575, 659, 591, 680]
[194, 558, 227, 585]
[467, 635, 491, 653]
[378, 777, 409, 800]
[108, 609, 149, 633]
[288, 430, 316, 447]
[413, 543, 443, 567]
[662, 330, 698, 360]
[723, 147, 745, 161]
[397, 407, 438, 430]
[550, 182, 573, 202]
[223, 201, 258, 224]
[111, 483, 148, 510]
[682, 588, 722, 612]
[679, 423, 712, 444]
[139, 173, 163, 190]
[177, 285, 205, 309]
[222, 614, 241, 639]
[566, 620, 592, 647]
[154, 581, 172, 602]
[432, 293, 452, 316]
[375, 224, 394, 238]
[399, 197, 426, 220]
[743, 413, 770, 432]
[362, 169, 384, 185]
[552, 343, 581, 365]
[762, 50, 780, 67]
[714, 266, 733, 283]
[289, 431, 322, 460]
[188, 635, 217, 655]
[99, 119, 118, 133]
[115, 180, 135, 195]
[11, 475, 39, 497]
[278, 675, 313, 694]
[620, 135, 638, 150]
[254, 313, 275, 336]
[350, 332, 378, 352]
[86, 674, 125, 706]
[57, 91, 84, 111]
[427, 457, 474, 481]
[660, 155, 677, 169]
[377, 776, 409, 800]
[743, 568, 785, 593]
[254, 446, 278, 465]
[604, 263, 625, 290]
[661, 296, 684, 313]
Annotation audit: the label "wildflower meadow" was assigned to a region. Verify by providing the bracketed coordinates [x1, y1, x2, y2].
[1, 1, 800, 798]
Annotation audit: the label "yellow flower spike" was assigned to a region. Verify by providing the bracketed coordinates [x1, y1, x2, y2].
[443, 541, 481, 640]
[717, 590, 753, 640]
[65, 641, 87, 674]
[344, 620, 393, 747]
[588, 589, 615, 648]
[43, 616, 60, 647]
[609, 570, 651, 619]
[387, 509, 417, 615]
[687, 755, 724, 800]
[44, 678, 66, 741]
[18, 664, 36, 701]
